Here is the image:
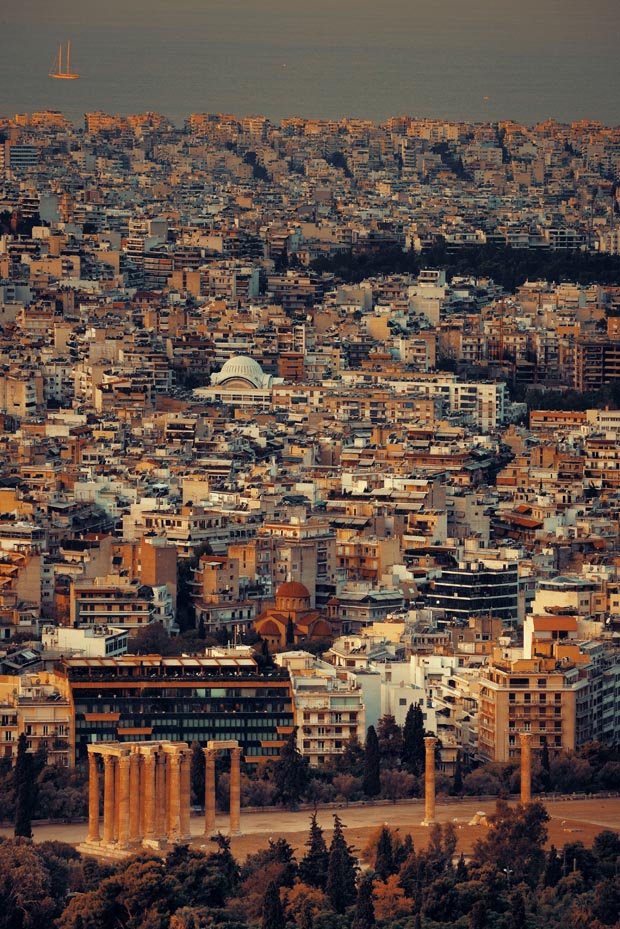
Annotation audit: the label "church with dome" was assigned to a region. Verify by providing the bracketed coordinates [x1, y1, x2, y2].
[193, 355, 281, 409]
[254, 580, 333, 649]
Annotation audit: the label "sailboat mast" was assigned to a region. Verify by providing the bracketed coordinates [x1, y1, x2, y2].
[66, 40, 71, 75]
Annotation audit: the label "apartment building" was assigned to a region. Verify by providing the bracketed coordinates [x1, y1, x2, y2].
[275, 651, 366, 766]
[0, 672, 71, 765]
[477, 648, 590, 763]
[430, 550, 519, 624]
[53, 651, 293, 766]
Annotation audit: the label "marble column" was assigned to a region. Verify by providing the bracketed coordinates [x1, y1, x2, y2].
[155, 752, 167, 841]
[129, 752, 141, 844]
[86, 750, 100, 843]
[204, 748, 216, 836]
[423, 736, 437, 825]
[229, 746, 241, 836]
[143, 752, 157, 842]
[168, 752, 182, 840]
[520, 732, 532, 805]
[113, 754, 121, 843]
[102, 754, 116, 845]
[180, 751, 191, 841]
[117, 754, 131, 849]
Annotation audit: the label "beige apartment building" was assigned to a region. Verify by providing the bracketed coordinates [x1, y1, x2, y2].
[275, 651, 366, 766]
[0, 673, 71, 765]
[477, 647, 590, 763]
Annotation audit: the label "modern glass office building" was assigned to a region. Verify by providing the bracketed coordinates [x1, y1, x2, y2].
[54, 654, 294, 766]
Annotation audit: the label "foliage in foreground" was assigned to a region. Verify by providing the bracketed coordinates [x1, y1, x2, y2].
[2, 802, 620, 929]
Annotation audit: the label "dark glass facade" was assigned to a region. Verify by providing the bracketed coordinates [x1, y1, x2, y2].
[431, 564, 518, 622]
[55, 656, 294, 765]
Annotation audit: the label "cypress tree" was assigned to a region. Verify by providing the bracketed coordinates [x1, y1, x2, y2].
[273, 729, 309, 808]
[326, 814, 357, 913]
[261, 880, 286, 929]
[14, 733, 34, 838]
[374, 826, 395, 880]
[394, 833, 414, 870]
[402, 703, 425, 775]
[543, 844, 562, 888]
[455, 852, 468, 882]
[299, 812, 329, 889]
[285, 615, 295, 646]
[363, 726, 381, 797]
[352, 873, 375, 929]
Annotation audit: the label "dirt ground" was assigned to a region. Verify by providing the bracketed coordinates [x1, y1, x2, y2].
[3, 796, 619, 862]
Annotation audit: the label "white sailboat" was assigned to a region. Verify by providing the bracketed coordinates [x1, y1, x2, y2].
[49, 41, 79, 80]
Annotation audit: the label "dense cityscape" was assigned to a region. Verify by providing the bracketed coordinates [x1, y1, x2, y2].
[1, 105, 620, 928]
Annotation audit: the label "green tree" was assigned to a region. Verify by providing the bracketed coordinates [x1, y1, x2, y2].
[130, 621, 180, 656]
[380, 768, 416, 802]
[592, 829, 620, 876]
[326, 815, 357, 913]
[273, 729, 309, 808]
[377, 714, 403, 769]
[468, 899, 487, 929]
[543, 844, 562, 888]
[285, 616, 295, 646]
[402, 703, 426, 775]
[374, 826, 395, 880]
[0, 839, 60, 926]
[261, 880, 286, 929]
[190, 741, 205, 808]
[335, 733, 365, 776]
[508, 890, 527, 929]
[352, 874, 375, 929]
[363, 726, 381, 797]
[472, 799, 549, 886]
[299, 812, 329, 890]
[14, 732, 35, 838]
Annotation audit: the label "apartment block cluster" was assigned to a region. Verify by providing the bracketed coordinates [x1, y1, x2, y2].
[1, 108, 620, 772]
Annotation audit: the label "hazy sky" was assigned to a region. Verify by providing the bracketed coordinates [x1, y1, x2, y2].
[1, 0, 619, 124]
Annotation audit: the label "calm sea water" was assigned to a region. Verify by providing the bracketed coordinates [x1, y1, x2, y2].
[1, 0, 619, 128]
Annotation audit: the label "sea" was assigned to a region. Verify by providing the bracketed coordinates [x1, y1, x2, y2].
[1, 0, 619, 128]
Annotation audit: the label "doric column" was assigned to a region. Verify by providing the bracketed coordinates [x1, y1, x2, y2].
[155, 752, 167, 841]
[129, 752, 141, 844]
[168, 752, 182, 840]
[520, 732, 532, 805]
[229, 746, 241, 836]
[204, 748, 216, 836]
[423, 736, 437, 825]
[117, 754, 131, 849]
[180, 750, 191, 841]
[143, 752, 157, 842]
[102, 754, 116, 845]
[86, 749, 100, 843]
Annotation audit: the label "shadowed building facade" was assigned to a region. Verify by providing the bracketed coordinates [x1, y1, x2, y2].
[53, 653, 294, 766]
